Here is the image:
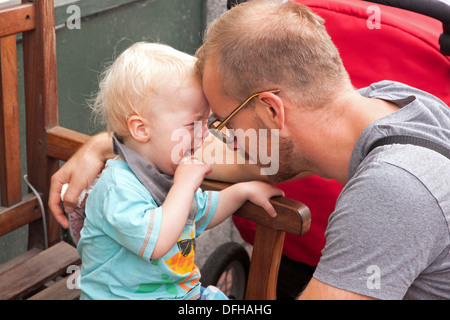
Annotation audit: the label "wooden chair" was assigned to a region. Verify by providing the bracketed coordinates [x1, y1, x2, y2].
[0, 0, 311, 300]
[200, 180, 310, 299]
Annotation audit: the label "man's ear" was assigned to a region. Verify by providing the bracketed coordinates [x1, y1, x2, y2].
[127, 115, 151, 143]
[256, 91, 285, 130]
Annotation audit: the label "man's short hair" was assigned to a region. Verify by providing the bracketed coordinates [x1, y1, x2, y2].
[195, 0, 350, 108]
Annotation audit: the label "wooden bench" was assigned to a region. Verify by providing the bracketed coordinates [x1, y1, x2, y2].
[0, 0, 311, 300]
[0, 242, 81, 300]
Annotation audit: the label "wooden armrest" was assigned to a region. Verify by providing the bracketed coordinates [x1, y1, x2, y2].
[201, 179, 311, 300]
[201, 179, 311, 236]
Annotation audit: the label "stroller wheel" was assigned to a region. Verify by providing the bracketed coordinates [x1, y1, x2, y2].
[200, 242, 250, 299]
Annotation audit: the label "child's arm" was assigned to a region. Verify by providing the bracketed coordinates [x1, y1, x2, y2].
[151, 157, 212, 259]
[206, 181, 284, 230]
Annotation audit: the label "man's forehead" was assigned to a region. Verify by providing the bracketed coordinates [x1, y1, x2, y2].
[201, 57, 226, 116]
[202, 58, 220, 92]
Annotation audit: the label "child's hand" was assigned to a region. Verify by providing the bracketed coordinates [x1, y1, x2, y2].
[174, 155, 212, 191]
[207, 181, 285, 230]
[243, 181, 285, 218]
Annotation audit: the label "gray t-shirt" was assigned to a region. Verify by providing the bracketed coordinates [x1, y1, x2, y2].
[313, 81, 450, 300]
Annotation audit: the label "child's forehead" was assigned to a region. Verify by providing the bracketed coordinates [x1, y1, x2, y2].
[157, 68, 198, 88]
[159, 75, 202, 98]
[153, 76, 208, 112]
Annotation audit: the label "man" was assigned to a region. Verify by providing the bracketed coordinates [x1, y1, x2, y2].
[50, 0, 450, 299]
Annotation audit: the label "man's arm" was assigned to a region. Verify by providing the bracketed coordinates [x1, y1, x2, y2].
[298, 277, 377, 300]
[49, 132, 114, 228]
[199, 136, 313, 183]
[196, 134, 265, 183]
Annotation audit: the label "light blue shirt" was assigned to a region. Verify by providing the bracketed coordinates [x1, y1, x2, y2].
[78, 159, 218, 300]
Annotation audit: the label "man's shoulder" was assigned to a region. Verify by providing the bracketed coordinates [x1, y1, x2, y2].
[320, 144, 450, 300]
[356, 143, 450, 197]
[359, 80, 443, 101]
[346, 145, 425, 192]
[340, 143, 449, 221]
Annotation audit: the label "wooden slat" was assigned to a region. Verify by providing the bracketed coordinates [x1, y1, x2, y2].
[47, 126, 91, 161]
[201, 180, 311, 236]
[0, 193, 41, 237]
[0, 34, 22, 207]
[22, 0, 60, 248]
[0, 241, 81, 300]
[0, 247, 41, 275]
[27, 274, 81, 300]
[245, 226, 285, 300]
[0, 3, 35, 38]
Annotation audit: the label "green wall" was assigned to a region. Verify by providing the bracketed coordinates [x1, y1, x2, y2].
[56, 0, 206, 135]
[0, 0, 206, 263]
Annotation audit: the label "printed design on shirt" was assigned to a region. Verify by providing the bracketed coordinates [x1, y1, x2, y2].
[135, 271, 178, 295]
[177, 238, 195, 257]
[135, 228, 200, 295]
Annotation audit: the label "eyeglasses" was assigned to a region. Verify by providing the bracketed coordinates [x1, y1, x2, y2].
[207, 89, 280, 143]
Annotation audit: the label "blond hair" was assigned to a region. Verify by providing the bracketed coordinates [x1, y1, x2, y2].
[195, 0, 350, 108]
[91, 42, 196, 138]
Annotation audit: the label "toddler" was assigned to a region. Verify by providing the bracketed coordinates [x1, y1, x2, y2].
[75, 42, 283, 300]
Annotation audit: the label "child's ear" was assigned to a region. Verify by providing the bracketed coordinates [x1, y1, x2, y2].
[127, 115, 151, 143]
